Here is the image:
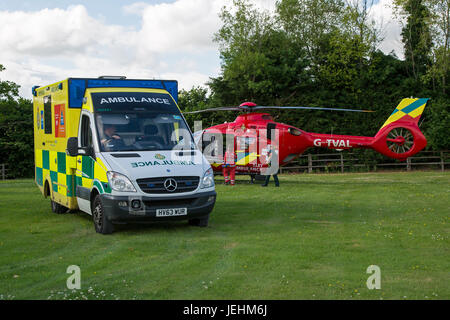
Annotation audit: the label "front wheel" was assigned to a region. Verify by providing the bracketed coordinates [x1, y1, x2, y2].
[188, 214, 210, 227]
[51, 200, 68, 214]
[92, 195, 114, 234]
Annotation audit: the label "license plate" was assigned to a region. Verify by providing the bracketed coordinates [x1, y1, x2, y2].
[156, 208, 187, 217]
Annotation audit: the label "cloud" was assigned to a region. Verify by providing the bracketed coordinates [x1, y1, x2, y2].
[0, 5, 142, 97]
[162, 71, 212, 89]
[369, 0, 404, 58]
[129, 0, 226, 55]
[123, 2, 149, 15]
[251, 0, 277, 12]
[0, 1, 226, 98]
[0, 5, 127, 58]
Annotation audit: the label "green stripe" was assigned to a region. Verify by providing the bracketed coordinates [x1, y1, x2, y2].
[57, 152, 66, 174]
[50, 171, 58, 192]
[66, 174, 74, 197]
[76, 175, 83, 187]
[82, 156, 94, 179]
[36, 167, 43, 186]
[43, 150, 50, 170]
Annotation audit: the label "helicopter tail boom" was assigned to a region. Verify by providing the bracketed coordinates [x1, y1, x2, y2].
[307, 133, 373, 150]
[306, 98, 429, 161]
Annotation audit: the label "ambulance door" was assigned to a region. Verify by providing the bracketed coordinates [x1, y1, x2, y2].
[76, 112, 95, 214]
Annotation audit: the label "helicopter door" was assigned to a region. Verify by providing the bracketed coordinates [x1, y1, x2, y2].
[202, 132, 223, 164]
[222, 133, 234, 156]
[267, 123, 276, 141]
[236, 133, 257, 168]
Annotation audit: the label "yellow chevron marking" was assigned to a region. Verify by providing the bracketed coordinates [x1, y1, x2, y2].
[381, 98, 426, 129]
[235, 153, 259, 165]
[408, 104, 426, 119]
[397, 99, 416, 111]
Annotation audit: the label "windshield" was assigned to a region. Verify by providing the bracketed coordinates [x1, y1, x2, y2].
[92, 92, 196, 152]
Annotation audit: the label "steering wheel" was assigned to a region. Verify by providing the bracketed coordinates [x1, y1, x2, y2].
[105, 138, 126, 151]
[138, 140, 164, 150]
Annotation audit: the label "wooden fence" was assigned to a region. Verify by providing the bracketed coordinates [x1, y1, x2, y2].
[279, 150, 449, 174]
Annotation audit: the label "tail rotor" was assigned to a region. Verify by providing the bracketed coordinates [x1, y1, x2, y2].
[386, 127, 415, 154]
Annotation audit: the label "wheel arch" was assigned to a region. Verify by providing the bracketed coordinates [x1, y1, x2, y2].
[90, 186, 101, 212]
[44, 179, 51, 198]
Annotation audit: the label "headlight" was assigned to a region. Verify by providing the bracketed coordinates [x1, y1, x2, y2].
[200, 167, 215, 189]
[107, 171, 136, 192]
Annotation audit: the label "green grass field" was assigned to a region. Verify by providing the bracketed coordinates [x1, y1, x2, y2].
[0, 172, 448, 300]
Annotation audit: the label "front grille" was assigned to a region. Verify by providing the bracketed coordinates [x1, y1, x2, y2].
[137, 176, 200, 194]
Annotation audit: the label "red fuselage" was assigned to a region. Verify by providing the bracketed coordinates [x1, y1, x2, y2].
[200, 112, 427, 174]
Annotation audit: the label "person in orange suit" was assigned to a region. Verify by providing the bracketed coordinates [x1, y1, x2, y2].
[223, 143, 236, 186]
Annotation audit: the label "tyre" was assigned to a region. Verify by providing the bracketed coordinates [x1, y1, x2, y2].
[92, 195, 114, 234]
[188, 214, 210, 227]
[51, 200, 68, 214]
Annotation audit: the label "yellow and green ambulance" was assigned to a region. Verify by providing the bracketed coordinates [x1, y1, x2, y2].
[33, 76, 216, 234]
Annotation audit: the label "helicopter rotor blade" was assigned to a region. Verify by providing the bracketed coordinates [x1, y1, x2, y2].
[183, 107, 242, 114]
[184, 104, 374, 114]
[253, 106, 374, 113]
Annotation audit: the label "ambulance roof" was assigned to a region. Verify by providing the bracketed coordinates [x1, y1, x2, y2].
[33, 78, 178, 108]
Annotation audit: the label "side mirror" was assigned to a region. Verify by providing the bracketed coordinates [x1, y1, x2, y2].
[66, 137, 79, 157]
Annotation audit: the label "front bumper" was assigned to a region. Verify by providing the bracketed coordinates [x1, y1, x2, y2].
[100, 191, 216, 223]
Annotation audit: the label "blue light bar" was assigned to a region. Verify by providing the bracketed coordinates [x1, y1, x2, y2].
[67, 78, 178, 108]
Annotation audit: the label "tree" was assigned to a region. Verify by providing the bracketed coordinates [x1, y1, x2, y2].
[212, 0, 304, 104]
[394, 0, 433, 81]
[276, 0, 344, 72]
[342, 0, 381, 56]
[0, 65, 34, 178]
[0, 65, 20, 101]
[426, 0, 450, 94]
[178, 86, 217, 130]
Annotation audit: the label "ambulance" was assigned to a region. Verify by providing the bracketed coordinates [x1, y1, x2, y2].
[33, 77, 216, 234]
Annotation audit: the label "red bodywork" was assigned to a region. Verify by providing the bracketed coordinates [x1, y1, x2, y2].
[198, 99, 429, 174]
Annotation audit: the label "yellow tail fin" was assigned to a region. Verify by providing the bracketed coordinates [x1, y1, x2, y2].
[380, 98, 429, 129]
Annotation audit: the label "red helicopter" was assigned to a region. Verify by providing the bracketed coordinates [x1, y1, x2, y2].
[188, 98, 429, 174]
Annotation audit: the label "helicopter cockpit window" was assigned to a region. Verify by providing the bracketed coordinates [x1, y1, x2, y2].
[288, 128, 302, 136]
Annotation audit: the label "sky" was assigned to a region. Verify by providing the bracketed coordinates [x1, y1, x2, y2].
[0, 0, 403, 99]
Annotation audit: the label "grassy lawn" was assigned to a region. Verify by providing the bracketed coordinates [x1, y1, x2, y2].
[0, 171, 448, 300]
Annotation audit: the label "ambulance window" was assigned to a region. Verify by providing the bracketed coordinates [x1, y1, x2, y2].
[44, 95, 52, 134]
[80, 115, 93, 147]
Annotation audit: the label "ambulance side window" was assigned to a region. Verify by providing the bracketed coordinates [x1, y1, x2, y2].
[80, 115, 93, 148]
[44, 95, 52, 134]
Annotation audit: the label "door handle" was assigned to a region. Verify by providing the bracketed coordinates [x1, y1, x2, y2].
[77, 159, 82, 164]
